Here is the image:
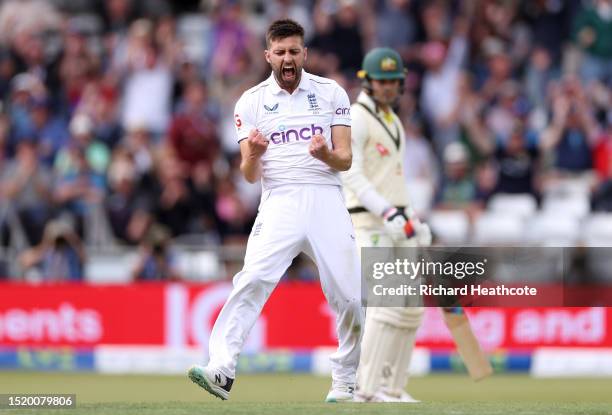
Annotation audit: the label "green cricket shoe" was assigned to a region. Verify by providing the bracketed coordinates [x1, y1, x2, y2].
[187, 365, 234, 401]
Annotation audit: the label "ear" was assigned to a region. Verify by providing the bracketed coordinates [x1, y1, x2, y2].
[303, 46, 308, 62]
[264, 49, 271, 64]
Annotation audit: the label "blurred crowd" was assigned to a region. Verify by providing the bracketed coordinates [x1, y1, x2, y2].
[0, 0, 610, 281]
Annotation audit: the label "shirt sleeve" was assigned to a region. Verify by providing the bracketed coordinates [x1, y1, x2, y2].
[331, 85, 352, 127]
[234, 94, 256, 142]
[444, 35, 467, 71]
[340, 106, 392, 216]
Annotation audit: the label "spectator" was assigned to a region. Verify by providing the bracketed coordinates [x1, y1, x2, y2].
[100, 0, 136, 35]
[525, 46, 558, 111]
[19, 219, 85, 281]
[573, 0, 612, 84]
[0, 49, 17, 101]
[264, 0, 310, 39]
[434, 142, 486, 219]
[594, 121, 612, 180]
[53, 145, 105, 237]
[153, 153, 192, 237]
[522, 0, 574, 65]
[479, 38, 515, 103]
[214, 173, 251, 242]
[375, 0, 416, 55]
[55, 114, 110, 175]
[121, 122, 154, 177]
[484, 80, 529, 142]
[420, 16, 469, 154]
[7, 73, 46, 151]
[207, 1, 252, 82]
[78, 81, 123, 149]
[117, 19, 173, 136]
[168, 80, 220, 174]
[0, 1, 62, 46]
[420, 0, 452, 42]
[0, 139, 53, 245]
[57, 23, 100, 113]
[492, 120, 541, 196]
[186, 158, 220, 244]
[540, 78, 600, 175]
[105, 146, 151, 243]
[131, 224, 181, 281]
[26, 97, 69, 165]
[306, 2, 339, 77]
[592, 122, 612, 211]
[328, 0, 364, 76]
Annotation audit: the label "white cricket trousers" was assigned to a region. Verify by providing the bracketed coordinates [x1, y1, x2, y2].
[208, 184, 364, 384]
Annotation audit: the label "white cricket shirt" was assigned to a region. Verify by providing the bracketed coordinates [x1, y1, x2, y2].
[234, 70, 351, 190]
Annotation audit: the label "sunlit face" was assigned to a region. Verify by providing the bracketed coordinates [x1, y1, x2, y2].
[370, 79, 401, 107]
[265, 36, 307, 92]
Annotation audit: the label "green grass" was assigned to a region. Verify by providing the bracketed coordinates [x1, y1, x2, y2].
[0, 372, 611, 414]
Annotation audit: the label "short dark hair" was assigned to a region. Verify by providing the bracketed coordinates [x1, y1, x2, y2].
[266, 19, 304, 46]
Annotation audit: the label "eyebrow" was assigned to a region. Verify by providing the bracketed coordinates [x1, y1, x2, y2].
[273, 47, 301, 53]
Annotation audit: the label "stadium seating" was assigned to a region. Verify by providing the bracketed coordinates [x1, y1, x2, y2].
[473, 212, 525, 245]
[427, 210, 470, 245]
[525, 213, 581, 246]
[488, 193, 538, 220]
[542, 194, 590, 221]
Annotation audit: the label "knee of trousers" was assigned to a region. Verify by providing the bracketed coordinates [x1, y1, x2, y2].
[338, 297, 365, 332]
[367, 306, 424, 329]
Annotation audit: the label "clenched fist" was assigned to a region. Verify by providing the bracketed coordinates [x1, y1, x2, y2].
[309, 134, 330, 161]
[247, 129, 269, 158]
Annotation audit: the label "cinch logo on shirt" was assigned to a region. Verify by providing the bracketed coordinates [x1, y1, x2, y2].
[335, 107, 350, 115]
[270, 124, 323, 144]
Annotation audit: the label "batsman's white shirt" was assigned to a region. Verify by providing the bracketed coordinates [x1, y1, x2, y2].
[234, 70, 352, 190]
[208, 70, 363, 386]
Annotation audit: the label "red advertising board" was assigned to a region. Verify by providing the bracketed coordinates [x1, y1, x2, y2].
[0, 282, 610, 351]
[0, 283, 164, 346]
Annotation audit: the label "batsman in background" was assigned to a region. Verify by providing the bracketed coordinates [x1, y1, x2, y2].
[341, 47, 432, 403]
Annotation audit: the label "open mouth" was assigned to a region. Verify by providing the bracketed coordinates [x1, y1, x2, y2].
[282, 66, 296, 80]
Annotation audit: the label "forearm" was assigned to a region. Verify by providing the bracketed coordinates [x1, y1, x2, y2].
[540, 122, 564, 150]
[359, 187, 393, 216]
[465, 119, 493, 155]
[320, 147, 352, 171]
[342, 164, 390, 216]
[240, 155, 263, 183]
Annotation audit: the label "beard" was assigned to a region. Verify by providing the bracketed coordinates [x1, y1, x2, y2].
[373, 90, 400, 108]
[273, 63, 301, 91]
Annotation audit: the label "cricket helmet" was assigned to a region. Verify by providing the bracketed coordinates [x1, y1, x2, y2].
[358, 47, 406, 81]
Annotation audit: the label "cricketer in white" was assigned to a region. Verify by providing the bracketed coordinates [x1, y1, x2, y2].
[188, 19, 364, 403]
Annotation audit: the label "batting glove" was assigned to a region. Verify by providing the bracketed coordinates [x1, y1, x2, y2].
[382, 207, 415, 242]
[382, 207, 432, 246]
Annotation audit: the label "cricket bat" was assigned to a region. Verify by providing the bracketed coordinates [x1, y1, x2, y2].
[442, 307, 493, 381]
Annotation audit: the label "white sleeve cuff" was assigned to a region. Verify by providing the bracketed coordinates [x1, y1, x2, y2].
[358, 187, 392, 217]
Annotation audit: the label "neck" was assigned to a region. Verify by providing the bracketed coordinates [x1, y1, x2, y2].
[374, 100, 391, 113]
